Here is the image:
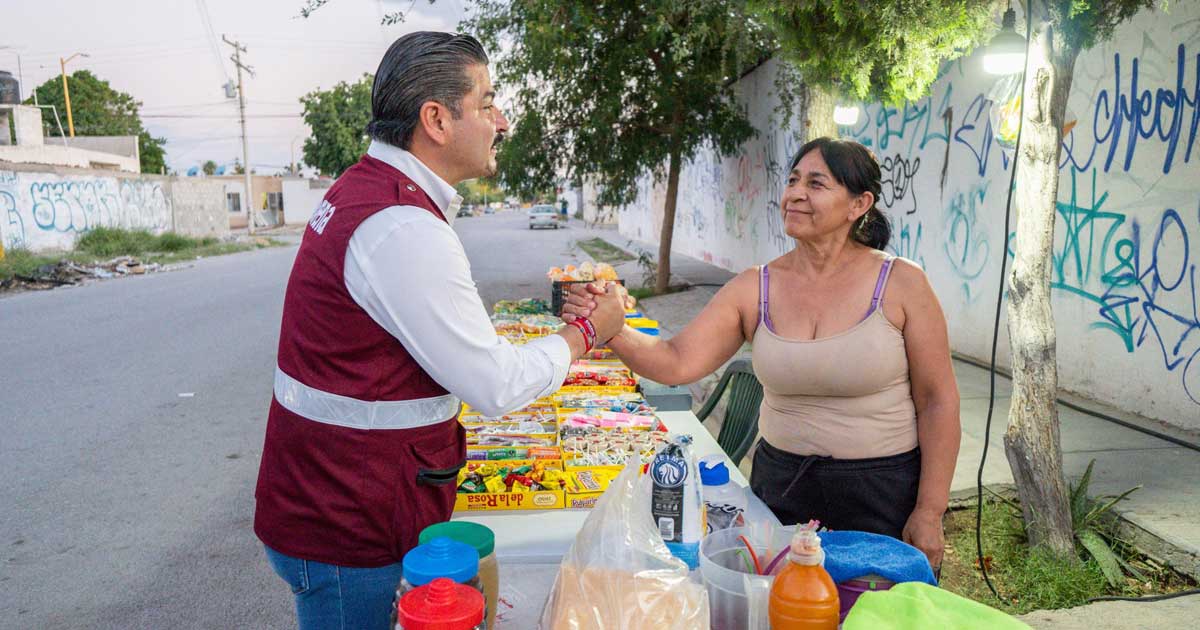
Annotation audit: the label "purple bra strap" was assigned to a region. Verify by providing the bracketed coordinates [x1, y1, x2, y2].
[759, 265, 777, 333]
[865, 256, 895, 319]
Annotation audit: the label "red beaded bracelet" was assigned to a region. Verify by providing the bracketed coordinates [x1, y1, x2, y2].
[568, 318, 595, 353]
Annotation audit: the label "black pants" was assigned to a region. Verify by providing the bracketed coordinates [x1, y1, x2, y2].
[749, 440, 920, 539]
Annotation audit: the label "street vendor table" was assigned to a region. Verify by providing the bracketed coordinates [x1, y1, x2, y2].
[453, 410, 747, 628]
[454, 410, 747, 562]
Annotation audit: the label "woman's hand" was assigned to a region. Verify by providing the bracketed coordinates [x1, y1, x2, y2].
[588, 283, 628, 342]
[561, 282, 635, 323]
[902, 507, 945, 570]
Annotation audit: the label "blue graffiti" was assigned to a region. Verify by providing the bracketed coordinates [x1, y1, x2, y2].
[887, 214, 926, 269]
[2, 190, 25, 249]
[1067, 44, 1200, 175]
[943, 182, 992, 302]
[849, 85, 953, 158]
[1101, 206, 1200, 404]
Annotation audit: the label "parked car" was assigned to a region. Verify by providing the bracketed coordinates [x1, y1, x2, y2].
[456, 206, 473, 218]
[529, 205, 560, 229]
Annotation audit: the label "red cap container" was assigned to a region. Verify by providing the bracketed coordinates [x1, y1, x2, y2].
[397, 577, 485, 630]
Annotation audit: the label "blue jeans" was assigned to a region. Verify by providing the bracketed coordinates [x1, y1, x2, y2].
[264, 545, 404, 630]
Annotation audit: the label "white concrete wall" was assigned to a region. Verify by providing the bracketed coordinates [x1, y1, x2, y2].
[0, 164, 229, 252]
[617, 4, 1200, 429]
[281, 177, 331, 226]
[0, 143, 140, 173]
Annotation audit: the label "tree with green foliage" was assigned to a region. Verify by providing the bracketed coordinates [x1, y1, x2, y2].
[753, 0, 998, 106]
[202, 160, 218, 176]
[759, 0, 1159, 558]
[465, 0, 777, 294]
[455, 177, 506, 206]
[752, 0, 997, 131]
[299, 73, 372, 177]
[26, 70, 167, 174]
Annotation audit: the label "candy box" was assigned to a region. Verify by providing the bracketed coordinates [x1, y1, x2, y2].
[467, 446, 563, 461]
[563, 468, 621, 509]
[453, 459, 567, 512]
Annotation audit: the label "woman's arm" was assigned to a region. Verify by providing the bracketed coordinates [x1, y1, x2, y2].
[566, 270, 757, 386]
[892, 259, 961, 568]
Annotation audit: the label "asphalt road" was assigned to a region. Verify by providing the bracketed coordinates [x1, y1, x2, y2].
[0, 212, 588, 629]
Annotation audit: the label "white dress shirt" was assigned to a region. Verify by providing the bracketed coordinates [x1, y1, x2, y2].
[342, 141, 571, 417]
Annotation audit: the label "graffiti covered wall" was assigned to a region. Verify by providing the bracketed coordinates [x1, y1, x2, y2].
[617, 5, 1200, 429]
[0, 165, 229, 252]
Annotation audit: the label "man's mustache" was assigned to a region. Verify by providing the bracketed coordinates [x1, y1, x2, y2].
[492, 133, 506, 148]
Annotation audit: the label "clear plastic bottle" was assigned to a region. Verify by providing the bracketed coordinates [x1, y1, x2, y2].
[699, 458, 746, 533]
[650, 434, 705, 568]
[768, 529, 840, 630]
[419, 522, 498, 630]
[397, 577, 485, 630]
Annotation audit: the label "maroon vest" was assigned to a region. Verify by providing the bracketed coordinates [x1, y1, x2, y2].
[254, 155, 466, 567]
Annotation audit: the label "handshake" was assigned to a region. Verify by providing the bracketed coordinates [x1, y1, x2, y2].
[559, 281, 637, 344]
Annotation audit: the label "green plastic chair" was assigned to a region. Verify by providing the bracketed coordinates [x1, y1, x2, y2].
[695, 359, 763, 466]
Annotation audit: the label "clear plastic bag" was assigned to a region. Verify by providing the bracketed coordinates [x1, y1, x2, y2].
[538, 459, 710, 629]
[987, 73, 1023, 152]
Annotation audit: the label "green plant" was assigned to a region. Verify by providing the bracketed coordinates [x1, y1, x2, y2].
[626, 241, 658, 290]
[26, 70, 167, 173]
[155, 232, 195, 252]
[1069, 459, 1142, 587]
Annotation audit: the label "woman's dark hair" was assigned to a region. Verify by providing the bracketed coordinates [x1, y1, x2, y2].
[789, 137, 891, 251]
[366, 32, 489, 150]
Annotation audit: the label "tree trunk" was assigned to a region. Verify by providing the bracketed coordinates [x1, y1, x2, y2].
[1003, 12, 1081, 557]
[655, 145, 682, 295]
[803, 84, 838, 142]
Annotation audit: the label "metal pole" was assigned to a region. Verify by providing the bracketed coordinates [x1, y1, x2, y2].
[60, 57, 75, 137]
[15, 53, 23, 102]
[223, 35, 255, 234]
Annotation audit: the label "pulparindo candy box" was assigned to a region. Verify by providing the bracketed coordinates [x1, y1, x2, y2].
[453, 459, 568, 512]
[467, 445, 563, 461]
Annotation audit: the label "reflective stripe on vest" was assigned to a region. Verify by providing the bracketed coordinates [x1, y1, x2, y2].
[274, 367, 460, 430]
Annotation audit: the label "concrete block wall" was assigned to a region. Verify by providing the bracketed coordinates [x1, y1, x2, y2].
[1, 162, 230, 253]
[168, 178, 231, 240]
[616, 3, 1200, 430]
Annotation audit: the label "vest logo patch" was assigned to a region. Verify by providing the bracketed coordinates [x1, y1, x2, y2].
[309, 200, 336, 234]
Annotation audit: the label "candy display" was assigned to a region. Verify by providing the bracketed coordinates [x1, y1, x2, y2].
[454, 296, 667, 512]
[492, 298, 552, 315]
[563, 365, 637, 388]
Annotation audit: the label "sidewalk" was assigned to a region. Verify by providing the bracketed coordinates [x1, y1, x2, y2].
[580, 228, 1200, 627]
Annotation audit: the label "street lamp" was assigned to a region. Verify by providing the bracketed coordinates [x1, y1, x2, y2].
[60, 52, 89, 136]
[833, 103, 860, 126]
[983, 5, 1026, 75]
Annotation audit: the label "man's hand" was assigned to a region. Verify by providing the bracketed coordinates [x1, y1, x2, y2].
[561, 282, 635, 323]
[902, 507, 945, 570]
[588, 282, 627, 342]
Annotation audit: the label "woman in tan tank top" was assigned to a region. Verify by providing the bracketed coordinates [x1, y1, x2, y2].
[563, 138, 961, 570]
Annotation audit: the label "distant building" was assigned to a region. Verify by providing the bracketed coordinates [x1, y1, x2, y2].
[280, 176, 333, 226]
[206, 174, 286, 229]
[0, 104, 141, 173]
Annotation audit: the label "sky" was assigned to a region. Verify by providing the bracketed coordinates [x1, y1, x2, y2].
[1, 0, 468, 174]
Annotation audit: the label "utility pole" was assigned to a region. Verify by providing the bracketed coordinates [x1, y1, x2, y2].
[59, 52, 88, 137]
[222, 35, 256, 234]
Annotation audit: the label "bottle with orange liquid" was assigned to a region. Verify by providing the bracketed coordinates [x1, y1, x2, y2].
[768, 528, 840, 629]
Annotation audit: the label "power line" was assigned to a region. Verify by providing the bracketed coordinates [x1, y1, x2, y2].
[140, 113, 302, 119]
[195, 0, 232, 84]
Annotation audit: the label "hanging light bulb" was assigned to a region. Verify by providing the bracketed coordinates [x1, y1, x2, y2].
[833, 103, 859, 126]
[983, 5, 1026, 75]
